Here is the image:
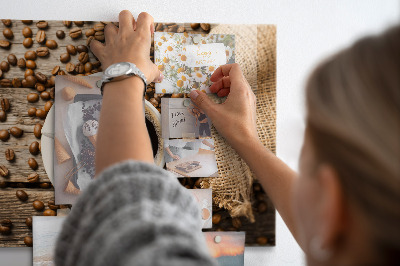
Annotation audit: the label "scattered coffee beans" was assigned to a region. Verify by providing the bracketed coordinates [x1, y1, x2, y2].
[17, 58, 26, 68]
[3, 28, 13, 39]
[22, 26, 32, 38]
[29, 141, 40, 155]
[33, 123, 42, 138]
[24, 50, 37, 60]
[60, 53, 70, 63]
[16, 190, 28, 201]
[66, 62, 75, 73]
[85, 28, 95, 37]
[21, 20, 32, 24]
[63, 20, 72, 27]
[36, 109, 46, 119]
[0, 225, 11, 235]
[36, 47, 49, 57]
[10, 126, 23, 138]
[0, 78, 11, 87]
[0, 129, 10, 141]
[43, 209, 56, 216]
[45, 39, 57, 49]
[0, 165, 9, 177]
[28, 107, 36, 117]
[36, 21, 48, 29]
[66, 44, 77, 55]
[23, 37, 33, 48]
[1, 19, 12, 27]
[35, 72, 47, 84]
[0, 61, 10, 72]
[39, 182, 51, 189]
[27, 172, 39, 182]
[44, 101, 53, 112]
[26, 59, 36, 69]
[36, 30, 46, 44]
[1, 219, 12, 227]
[74, 21, 84, 26]
[12, 78, 21, 88]
[78, 52, 89, 64]
[24, 75, 37, 87]
[1, 98, 10, 111]
[212, 213, 221, 224]
[25, 217, 32, 227]
[5, 148, 15, 161]
[40, 91, 50, 100]
[7, 54, 17, 65]
[69, 28, 82, 39]
[56, 30, 65, 39]
[28, 158, 38, 170]
[0, 40, 11, 49]
[27, 93, 39, 103]
[76, 45, 88, 53]
[24, 236, 33, 247]
[0, 110, 6, 121]
[33, 200, 45, 211]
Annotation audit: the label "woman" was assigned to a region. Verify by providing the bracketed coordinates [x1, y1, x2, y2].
[55, 10, 400, 266]
[187, 105, 211, 137]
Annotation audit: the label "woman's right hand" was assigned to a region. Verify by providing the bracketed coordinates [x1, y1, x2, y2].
[189, 63, 259, 150]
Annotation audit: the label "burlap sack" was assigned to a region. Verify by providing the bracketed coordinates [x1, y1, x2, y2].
[202, 25, 276, 222]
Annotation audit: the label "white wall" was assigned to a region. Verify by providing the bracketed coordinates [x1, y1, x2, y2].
[0, 1, 398, 265]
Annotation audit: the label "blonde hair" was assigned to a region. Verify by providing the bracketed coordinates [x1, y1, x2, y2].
[305, 25, 400, 264]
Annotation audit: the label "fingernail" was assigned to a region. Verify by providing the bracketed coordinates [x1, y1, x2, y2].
[190, 90, 199, 100]
[155, 72, 164, 83]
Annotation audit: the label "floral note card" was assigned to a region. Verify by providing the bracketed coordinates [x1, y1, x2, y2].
[154, 32, 235, 94]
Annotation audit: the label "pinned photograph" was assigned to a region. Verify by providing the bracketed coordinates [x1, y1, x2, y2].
[164, 139, 217, 177]
[161, 98, 212, 139]
[204, 232, 246, 266]
[188, 189, 212, 228]
[154, 32, 235, 94]
[33, 216, 66, 266]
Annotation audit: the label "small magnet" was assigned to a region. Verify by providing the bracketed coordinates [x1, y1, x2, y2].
[183, 99, 191, 107]
[214, 235, 221, 244]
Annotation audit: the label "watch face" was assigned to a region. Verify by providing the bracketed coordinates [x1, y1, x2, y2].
[106, 62, 131, 77]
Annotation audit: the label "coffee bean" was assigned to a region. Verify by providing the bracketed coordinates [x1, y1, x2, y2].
[40, 91, 50, 100]
[155, 23, 164, 31]
[50, 87, 55, 99]
[177, 26, 185, 33]
[43, 209, 56, 216]
[94, 31, 105, 41]
[22, 26, 32, 38]
[63, 20, 72, 27]
[36, 20, 48, 29]
[12, 78, 21, 88]
[0, 130, 9, 141]
[66, 44, 76, 55]
[28, 107, 36, 117]
[0, 79, 11, 87]
[21, 20, 32, 24]
[16, 190, 28, 201]
[56, 30, 65, 39]
[76, 45, 88, 53]
[40, 182, 51, 189]
[78, 52, 89, 64]
[93, 23, 104, 31]
[75, 63, 84, 74]
[36, 109, 46, 119]
[149, 98, 158, 108]
[60, 53, 70, 63]
[25, 75, 37, 88]
[66, 62, 75, 73]
[36, 47, 49, 57]
[212, 213, 221, 224]
[0, 165, 9, 177]
[1, 98, 10, 111]
[27, 93, 39, 103]
[27, 158, 38, 170]
[86, 36, 94, 46]
[36, 83, 45, 92]
[0, 61, 9, 72]
[29, 141, 40, 155]
[0, 110, 6, 121]
[47, 76, 55, 87]
[0, 40, 11, 49]
[34, 123, 42, 138]
[5, 149, 15, 161]
[24, 236, 33, 247]
[92, 61, 101, 68]
[0, 69, 2, 78]
[256, 236, 268, 245]
[25, 50, 37, 60]
[1, 219, 12, 227]
[10, 127, 23, 138]
[1, 19, 11, 27]
[190, 23, 200, 30]
[85, 28, 95, 37]
[33, 200, 44, 211]
[84, 62, 93, 73]
[7, 54, 17, 66]
[75, 21, 85, 26]
[25, 217, 32, 227]
[34, 72, 47, 84]
[43, 101, 53, 113]
[23, 37, 33, 48]
[36, 30, 46, 44]
[26, 60, 36, 69]
[3, 28, 14, 39]
[200, 23, 210, 31]
[51, 65, 60, 75]
[24, 69, 34, 78]
[0, 180, 6, 188]
[0, 225, 11, 235]
[27, 172, 39, 182]
[45, 39, 57, 49]
[69, 28, 82, 39]
[17, 58, 26, 68]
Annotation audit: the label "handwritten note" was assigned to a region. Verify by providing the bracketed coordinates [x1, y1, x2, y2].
[184, 43, 226, 67]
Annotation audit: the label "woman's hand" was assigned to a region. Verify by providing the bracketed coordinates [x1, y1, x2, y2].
[90, 10, 163, 84]
[189, 63, 259, 150]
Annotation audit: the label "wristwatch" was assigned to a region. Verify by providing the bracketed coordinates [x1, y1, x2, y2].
[96, 62, 148, 96]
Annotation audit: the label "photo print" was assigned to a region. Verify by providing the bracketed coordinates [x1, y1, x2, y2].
[33, 216, 66, 266]
[154, 32, 235, 94]
[204, 232, 246, 266]
[164, 139, 217, 177]
[189, 189, 213, 228]
[161, 98, 212, 139]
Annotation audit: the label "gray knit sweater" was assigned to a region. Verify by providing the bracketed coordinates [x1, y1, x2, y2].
[54, 160, 217, 266]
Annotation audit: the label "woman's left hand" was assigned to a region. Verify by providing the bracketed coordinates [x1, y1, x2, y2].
[90, 10, 163, 84]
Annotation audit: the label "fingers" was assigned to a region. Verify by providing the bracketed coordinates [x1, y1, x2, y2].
[89, 40, 105, 61]
[217, 88, 230, 97]
[136, 12, 154, 37]
[118, 10, 135, 35]
[210, 63, 244, 83]
[209, 76, 231, 94]
[104, 23, 118, 45]
[189, 90, 216, 115]
[151, 63, 164, 83]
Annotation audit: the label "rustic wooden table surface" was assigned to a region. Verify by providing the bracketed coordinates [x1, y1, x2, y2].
[0, 20, 275, 247]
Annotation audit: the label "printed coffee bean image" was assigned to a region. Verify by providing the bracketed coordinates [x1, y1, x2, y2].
[76, 45, 88, 53]
[0, 129, 10, 141]
[39, 182, 51, 189]
[56, 30, 65, 39]
[0, 40, 11, 49]
[36, 47, 49, 57]
[27, 93, 39, 103]
[0, 225, 11, 235]
[25, 217, 32, 228]
[63, 20, 72, 27]
[36, 109, 47, 119]
[36, 84, 45, 92]
[69, 28, 82, 39]
[94, 31, 105, 41]
[86, 36, 94, 46]
[60, 53, 71, 63]
[26, 59, 36, 69]
[45, 39, 57, 49]
[21, 20, 32, 24]
[28, 158, 38, 170]
[2, 28, 13, 39]
[17, 58, 26, 68]
[5, 148, 15, 161]
[16, 190, 28, 201]
[29, 141, 40, 155]
[28, 107, 37, 117]
[44, 101, 53, 112]
[12, 78, 21, 88]
[0, 110, 6, 122]
[35, 72, 47, 84]
[33, 200, 44, 211]
[0, 79, 11, 87]
[10, 127, 23, 138]
[74, 21, 84, 26]
[27, 173, 39, 182]
[36, 20, 48, 29]
[40, 91, 50, 101]
[24, 50, 37, 60]
[36, 30, 46, 44]
[0, 180, 6, 188]
[24, 236, 33, 247]
[22, 26, 32, 38]
[7, 54, 17, 66]
[1, 219, 12, 227]
[85, 28, 95, 37]
[1, 98, 10, 111]
[78, 52, 89, 64]
[0, 61, 10, 72]
[33, 123, 42, 138]
[43, 209, 56, 216]
[23, 37, 33, 48]
[51, 65, 60, 75]
[75, 63, 84, 74]
[66, 62, 75, 73]
[0, 165, 9, 177]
